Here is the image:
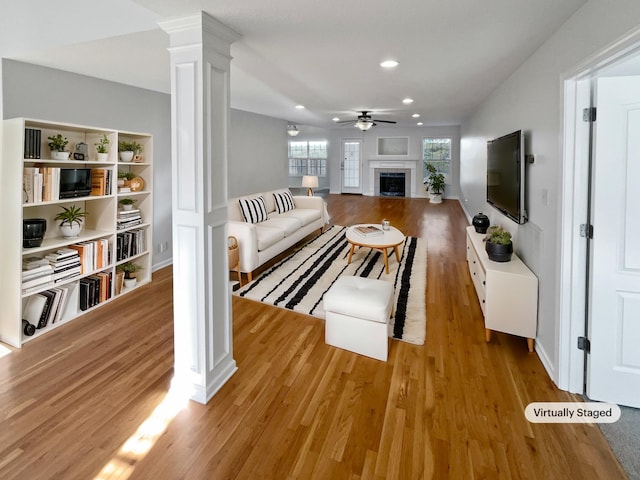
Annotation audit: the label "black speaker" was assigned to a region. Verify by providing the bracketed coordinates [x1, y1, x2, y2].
[23, 218, 47, 248]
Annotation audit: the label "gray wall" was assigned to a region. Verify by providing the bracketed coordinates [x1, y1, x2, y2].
[2, 59, 173, 269]
[459, 0, 640, 382]
[229, 109, 288, 198]
[286, 124, 332, 191]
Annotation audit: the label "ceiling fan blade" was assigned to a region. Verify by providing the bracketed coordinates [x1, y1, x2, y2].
[371, 119, 397, 124]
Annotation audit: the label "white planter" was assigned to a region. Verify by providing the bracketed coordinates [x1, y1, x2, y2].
[122, 204, 134, 211]
[429, 193, 443, 204]
[59, 223, 82, 238]
[124, 277, 137, 288]
[97, 153, 108, 162]
[51, 151, 70, 161]
[119, 151, 134, 162]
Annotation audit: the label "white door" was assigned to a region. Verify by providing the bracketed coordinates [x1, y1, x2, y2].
[341, 139, 362, 194]
[587, 75, 640, 407]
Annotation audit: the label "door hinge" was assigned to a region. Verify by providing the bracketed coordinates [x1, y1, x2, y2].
[578, 336, 591, 353]
[583, 107, 597, 122]
[580, 223, 593, 239]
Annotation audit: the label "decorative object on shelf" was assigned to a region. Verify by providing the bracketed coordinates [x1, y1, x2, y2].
[472, 212, 490, 233]
[23, 218, 47, 248]
[95, 134, 110, 161]
[425, 163, 445, 204]
[117, 261, 141, 288]
[484, 225, 513, 262]
[22, 319, 36, 336]
[381, 219, 390, 231]
[47, 134, 69, 160]
[133, 154, 144, 163]
[302, 175, 318, 196]
[54, 205, 88, 238]
[129, 176, 144, 192]
[118, 198, 137, 211]
[74, 142, 88, 161]
[118, 140, 142, 162]
[287, 124, 299, 137]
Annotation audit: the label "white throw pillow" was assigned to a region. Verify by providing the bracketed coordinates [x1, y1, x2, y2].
[273, 190, 295, 214]
[239, 196, 268, 223]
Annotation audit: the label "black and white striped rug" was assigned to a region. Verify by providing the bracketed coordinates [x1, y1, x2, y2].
[236, 225, 427, 345]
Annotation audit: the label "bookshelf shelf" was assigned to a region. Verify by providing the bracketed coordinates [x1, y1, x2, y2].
[1, 118, 153, 347]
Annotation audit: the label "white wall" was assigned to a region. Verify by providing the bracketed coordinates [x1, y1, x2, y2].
[328, 125, 460, 198]
[459, 0, 640, 382]
[2, 59, 173, 269]
[229, 109, 288, 198]
[286, 124, 331, 191]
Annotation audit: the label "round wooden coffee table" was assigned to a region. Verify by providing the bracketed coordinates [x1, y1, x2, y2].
[345, 224, 405, 274]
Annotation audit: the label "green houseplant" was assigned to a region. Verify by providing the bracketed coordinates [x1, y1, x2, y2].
[118, 198, 137, 211]
[117, 261, 141, 287]
[425, 163, 446, 204]
[484, 225, 513, 262]
[54, 205, 88, 238]
[48, 134, 70, 160]
[95, 134, 110, 161]
[118, 140, 143, 162]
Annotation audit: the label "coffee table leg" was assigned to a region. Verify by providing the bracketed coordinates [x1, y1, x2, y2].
[383, 250, 390, 274]
[348, 243, 355, 264]
[394, 245, 401, 262]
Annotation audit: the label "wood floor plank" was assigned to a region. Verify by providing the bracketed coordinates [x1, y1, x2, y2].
[0, 195, 629, 479]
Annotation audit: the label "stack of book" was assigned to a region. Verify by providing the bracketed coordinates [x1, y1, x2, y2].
[22, 257, 54, 294]
[23, 167, 62, 203]
[353, 225, 384, 237]
[46, 248, 82, 284]
[79, 272, 112, 311]
[68, 239, 110, 275]
[22, 285, 70, 332]
[90, 168, 112, 196]
[24, 128, 42, 159]
[116, 228, 146, 261]
[117, 209, 143, 230]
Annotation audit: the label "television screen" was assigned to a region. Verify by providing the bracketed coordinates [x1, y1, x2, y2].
[486, 130, 526, 224]
[59, 169, 92, 199]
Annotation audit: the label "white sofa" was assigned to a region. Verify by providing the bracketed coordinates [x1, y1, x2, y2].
[228, 189, 327, 282]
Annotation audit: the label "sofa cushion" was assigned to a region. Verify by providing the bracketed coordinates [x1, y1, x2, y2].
[273, 190, 295, 214]
[239, 196, 268, 223]
[274, 208, 321, 226]
[255, 225, 285, 251]
[260, 216, 303, 236]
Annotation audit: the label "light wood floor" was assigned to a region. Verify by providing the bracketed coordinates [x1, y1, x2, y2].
[0, 195, 627, 479]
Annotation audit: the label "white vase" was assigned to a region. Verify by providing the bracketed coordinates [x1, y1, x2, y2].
[52, 151, 70, 161]
[97, 153, 108, 162]
[119, 151, 134, 162]
[124, 277, 137, 288]
[429, 193, 442, 204]
[122, 204, 133, 211]
[59, 223, 82, 238]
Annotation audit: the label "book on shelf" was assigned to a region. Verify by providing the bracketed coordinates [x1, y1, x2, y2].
[22, 294, 47, 327]
[353, 225, 384, 237]
[91, 169, 109, 196]
[23, 256, 49, 269]
[116, 229, 146, 261]
[24, 128, 42, 159]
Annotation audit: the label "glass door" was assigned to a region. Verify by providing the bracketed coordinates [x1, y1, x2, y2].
[341, 139, 362, 194]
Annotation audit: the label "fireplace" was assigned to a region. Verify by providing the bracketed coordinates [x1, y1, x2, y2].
[380, 172, 406, 197]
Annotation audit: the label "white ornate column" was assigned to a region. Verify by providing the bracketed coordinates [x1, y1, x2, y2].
[160, 13, 240, 403]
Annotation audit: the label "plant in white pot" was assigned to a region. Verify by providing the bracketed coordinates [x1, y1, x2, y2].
[54, 205, 88, 238]
[425, 163, 446, 204]
[118, 140, 142, 162]
[95, 134, 110, 161]
[118, 198, 137, 211]
[48, 134, 70, 160]
[118, 261, 141, 288]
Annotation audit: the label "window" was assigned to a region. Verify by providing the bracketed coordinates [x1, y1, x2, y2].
[288, 140, 327, 176]
[423, 138, 451, 179]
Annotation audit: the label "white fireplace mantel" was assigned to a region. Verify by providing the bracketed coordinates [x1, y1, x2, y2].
[368, 159, 419, 197]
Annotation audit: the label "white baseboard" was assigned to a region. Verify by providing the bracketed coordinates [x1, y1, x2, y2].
[153, 258, 173, 272]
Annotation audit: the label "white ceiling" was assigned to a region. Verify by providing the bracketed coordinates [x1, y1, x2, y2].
[2, 0, 587, 128]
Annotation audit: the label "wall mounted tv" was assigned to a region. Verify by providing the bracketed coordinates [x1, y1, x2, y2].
[486, 130, 527, 224]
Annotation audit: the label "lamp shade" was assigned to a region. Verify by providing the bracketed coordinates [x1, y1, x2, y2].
[355, 120, 373, 131]
[287, 124, 300, 136]
[301, 175, 318, 188]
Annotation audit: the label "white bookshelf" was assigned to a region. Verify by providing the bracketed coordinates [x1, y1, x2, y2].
[0, 118, 153, 347]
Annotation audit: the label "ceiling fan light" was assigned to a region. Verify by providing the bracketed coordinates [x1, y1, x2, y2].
[355, 120, 373, 131]
[287, 124, 300, 136]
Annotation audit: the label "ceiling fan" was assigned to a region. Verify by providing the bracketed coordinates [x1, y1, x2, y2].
[337, 111, 397, 131]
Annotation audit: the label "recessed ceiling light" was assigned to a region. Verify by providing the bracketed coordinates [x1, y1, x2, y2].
[402, 98, 414, 104]
[417, 122, 424, 126]
[295, 105, 305, 109]
[380, 60, 399, 68]
[332, 117, 340, 122]
[412, 113, 420, 118]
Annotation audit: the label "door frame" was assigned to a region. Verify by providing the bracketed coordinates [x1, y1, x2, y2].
[558, 27, 640, 393]
[341, 138, 363, 194]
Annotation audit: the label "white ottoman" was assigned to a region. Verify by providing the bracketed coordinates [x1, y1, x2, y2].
[323, 276, 394, 361]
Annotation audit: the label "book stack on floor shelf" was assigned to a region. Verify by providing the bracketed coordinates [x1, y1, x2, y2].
[0, 118, 153, 347]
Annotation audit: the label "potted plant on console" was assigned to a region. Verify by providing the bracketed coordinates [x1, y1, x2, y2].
[48, 134, 69, 160]
[425, 163, 446, 204]
[118, 261, 141, 288]
[484, 225, 513, 262]
[95, 134, 110, 161]
[54, 205, 88, 238]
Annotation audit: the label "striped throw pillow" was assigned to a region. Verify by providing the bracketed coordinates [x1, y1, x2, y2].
[239, 196, 268, 223]
[273, 190, 295, 214]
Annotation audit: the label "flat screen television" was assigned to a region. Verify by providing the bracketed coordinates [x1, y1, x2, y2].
[59, 168, 92, 199]
[486, 130, 527, 224]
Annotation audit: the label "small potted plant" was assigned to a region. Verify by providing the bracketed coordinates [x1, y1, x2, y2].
[484, 225, 513, 262]
[118, 140, 143, 163]
[54, 205, 88, 238]
[117, 170, 137, 189]
[117, 261, 141, 288]
[425, 163, 446, 204]
[118, 198, 137, 211]
[48, 134, 70, 160]
[95, 134, 110, 162]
